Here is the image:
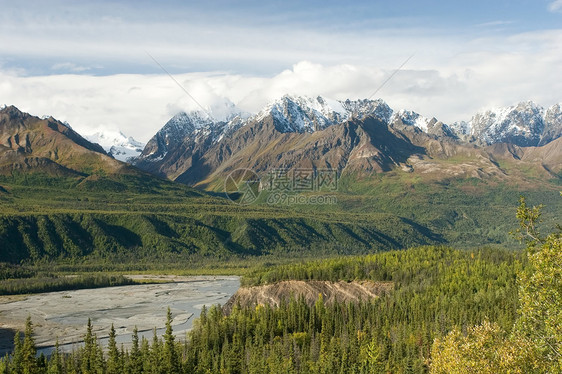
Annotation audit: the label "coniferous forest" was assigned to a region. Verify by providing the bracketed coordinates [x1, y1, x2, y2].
[1, 245, 523, 373]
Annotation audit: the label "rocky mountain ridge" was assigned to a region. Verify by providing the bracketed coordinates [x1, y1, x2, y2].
[133, 96, 561, 186]
[450, 101, 562, 146]
[137, 96, 561, 166]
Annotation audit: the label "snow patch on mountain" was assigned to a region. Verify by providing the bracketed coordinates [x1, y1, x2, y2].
[340, 98, 394, 123]
[135, 99, 250, 163]
[255, 95, 342, 132]
[390, 110, 435, 132]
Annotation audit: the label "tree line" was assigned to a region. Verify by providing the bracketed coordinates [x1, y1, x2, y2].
[0, 274, 135, 295]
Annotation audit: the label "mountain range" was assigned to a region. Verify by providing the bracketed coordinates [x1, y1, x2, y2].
[0, 105, 446, 262]
[0, 102, 560, 263]
[132, 96, 562, 187]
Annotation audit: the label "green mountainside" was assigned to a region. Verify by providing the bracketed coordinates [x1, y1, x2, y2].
[0, 179, 442, 264]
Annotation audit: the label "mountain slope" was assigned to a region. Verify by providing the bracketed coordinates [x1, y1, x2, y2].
[187, 115, 429, 187]
[0, 106, 448, 263]
[0, 106, 130, 177]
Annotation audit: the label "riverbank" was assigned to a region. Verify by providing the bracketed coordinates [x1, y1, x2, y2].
[0, 275, 240, 355]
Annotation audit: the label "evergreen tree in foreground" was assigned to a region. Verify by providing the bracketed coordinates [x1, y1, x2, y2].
[128, 326, 143, 374]
[8, 316, 40, 374]
[162, 307, 180, 373]
[106, 324, 119, 374]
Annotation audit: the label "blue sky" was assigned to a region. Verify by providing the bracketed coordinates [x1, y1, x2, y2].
[0, 0, 561, 140]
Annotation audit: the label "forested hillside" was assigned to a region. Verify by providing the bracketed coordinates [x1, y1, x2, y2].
[0, 179, 442, 264]
[2, 171, 560, 265]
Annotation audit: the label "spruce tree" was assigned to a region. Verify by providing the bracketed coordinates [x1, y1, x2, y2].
[163, 307, 180, 373]
[129, 326, 143, 374]
[149, 328, 162, 374]
[47, 340, 63, 374]
[81, 318, 95, 374]
[21, 316, 38, 374]
[11, 329, 23, 374]
[106, 324, 119, 374]
[0, 355, 9, 374]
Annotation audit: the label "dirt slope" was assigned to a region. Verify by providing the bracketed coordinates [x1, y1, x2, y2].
[223, 280, 394, 314]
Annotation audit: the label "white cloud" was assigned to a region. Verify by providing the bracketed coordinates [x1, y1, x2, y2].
[474, 20, 514, 27]
[549, 0, 562, 12]
[1, 29, 561, 143]
[51, 62, 91, 73]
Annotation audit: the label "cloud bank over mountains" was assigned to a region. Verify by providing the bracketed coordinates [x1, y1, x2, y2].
[2, 43, 561, 143]
[1, 1, 560, 141]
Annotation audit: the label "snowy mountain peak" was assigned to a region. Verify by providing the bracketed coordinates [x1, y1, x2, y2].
[165, 111, 212, 134]
[255, 95, 345, 132]
[545, 103, 562, 125]
[341, 98, 393, 123]
[541, 103, 562, 146]
[136, 100, 249, 163]
[165, 99, 249, 134]
[390, 109, 436, 132]
[85, 130, 145, 162]
[255, 95, 395, 133]
[449, 101, 551, 146]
